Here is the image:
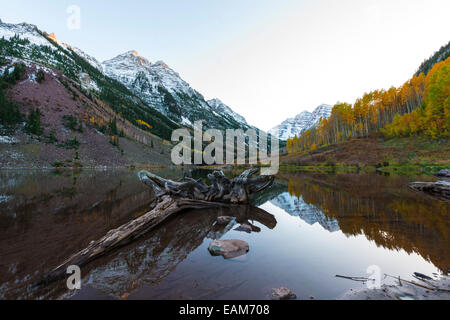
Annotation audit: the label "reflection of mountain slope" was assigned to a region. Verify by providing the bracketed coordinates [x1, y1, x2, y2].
[250, 182, 287, 207]
[64, 205, 276, 299]
[271, 192, 340, 232]
[281, 172, 450, 273]
[81, 210, 215, 299]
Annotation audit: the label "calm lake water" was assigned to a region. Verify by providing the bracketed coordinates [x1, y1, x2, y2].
[0, 168, 448, 300]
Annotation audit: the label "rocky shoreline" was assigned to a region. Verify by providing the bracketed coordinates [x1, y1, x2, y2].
[339, 275, 450, 300]
[408, 169, 450, 201]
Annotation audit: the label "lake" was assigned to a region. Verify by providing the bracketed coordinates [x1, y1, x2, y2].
[0, 168, 448, 300]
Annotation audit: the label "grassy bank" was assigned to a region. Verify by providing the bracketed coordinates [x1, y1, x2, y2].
[281, 136, 450, 174]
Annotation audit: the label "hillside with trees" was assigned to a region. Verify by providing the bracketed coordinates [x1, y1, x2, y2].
[286, 44, 449, 164]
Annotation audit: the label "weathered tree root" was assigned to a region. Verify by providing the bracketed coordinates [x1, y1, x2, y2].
[39, 169, 274, 285]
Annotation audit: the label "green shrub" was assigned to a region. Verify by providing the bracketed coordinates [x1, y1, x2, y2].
[36, 70, 45, 83]
[52, 161, 64, 168]
[0, 87, 22, 126]
[4, 63, 27, 84]
[58, 137, 80, 150]
[62, 115, 78, 130]
[109, 118, 118, 135]
[46, 130, 58, 144]
[325, 159, 336, 168]
[25, 108, 43, 135]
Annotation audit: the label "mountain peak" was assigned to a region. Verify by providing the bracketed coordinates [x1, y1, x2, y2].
[47, 32, 59, 43]
[0, 19, 52, 46]
[294, 110, 311, 119]
[121, 50, 143, 59]
[104, 50, 151, 68]
[208, 98, 222, 105]
[269, 104, 332, 140]
[153, 60, 168, 68]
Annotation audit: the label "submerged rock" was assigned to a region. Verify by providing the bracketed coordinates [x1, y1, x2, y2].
[234, 223, 253, 233]
[216, 216, 234, 225]
[208, 239, 249, 259]
[270, 287, 297, 300]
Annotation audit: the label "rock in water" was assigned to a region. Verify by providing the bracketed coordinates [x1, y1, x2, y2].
[408, 181, 450, 201]
[208, 240, 249, 259]
[270, 287, 297, 300]
[216, 216, 234, 225]
[234, 224, 253, 233]
[435, 169, 450, 178]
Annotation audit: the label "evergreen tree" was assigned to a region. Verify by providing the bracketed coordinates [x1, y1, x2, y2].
[25, 108, 43, 135]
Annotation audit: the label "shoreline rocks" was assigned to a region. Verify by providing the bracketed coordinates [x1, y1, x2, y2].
[435, 169, 450, 179]
[408, 180, 450, 201]
[208, 239, 249, 259]
[339, 276, 450, 300]
[270, 287, 297, 300]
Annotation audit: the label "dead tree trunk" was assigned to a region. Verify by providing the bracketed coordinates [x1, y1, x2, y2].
[39, 169, 274, 284]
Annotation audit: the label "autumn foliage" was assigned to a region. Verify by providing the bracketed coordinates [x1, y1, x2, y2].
[287, 57, 450, 154]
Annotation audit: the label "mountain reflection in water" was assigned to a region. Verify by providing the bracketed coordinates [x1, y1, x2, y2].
[278, 172, 449, 273]
[0, 169, 447, 300]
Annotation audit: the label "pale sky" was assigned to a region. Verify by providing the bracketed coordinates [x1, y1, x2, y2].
[2, 0, 449, 130]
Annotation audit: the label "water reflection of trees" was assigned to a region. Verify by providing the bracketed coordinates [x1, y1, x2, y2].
[283, 172, 449, 273]
[0, 170, 158, 299]
[0, 169, 277, 299]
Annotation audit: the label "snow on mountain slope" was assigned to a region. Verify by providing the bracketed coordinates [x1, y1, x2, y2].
[0, 19, 50, 47]
[0, 19, 252, 134]
[269, 104, 332, 140]
[271, 192, 340, 232]
[0, 19, 104, 76]
[45, 32, 103, 72]
[102, 51, 250, 130]
[65, 45, 103, 71]
[102, 50, 205, 115]
[0, 20, 104, 85]
[207, 98, 248, 125]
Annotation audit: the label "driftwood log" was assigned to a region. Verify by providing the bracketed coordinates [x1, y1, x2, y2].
[39, 169, 274, 284]
[408, 181, 450, 202]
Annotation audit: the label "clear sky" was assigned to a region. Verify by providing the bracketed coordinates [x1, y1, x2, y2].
[2, 0, 449, 130]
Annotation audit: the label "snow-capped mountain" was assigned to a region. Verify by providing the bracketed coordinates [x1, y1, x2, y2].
[45, 32, 103, 72]
[102, 51, 250, 130]
[0, 20, 103, 80]
[0, 19, 48, 46]
[271, 192, 340, 232]
[207, 98, 248, 125]
[0, 19, 183, 140]
[65, 44, 103, 72]
[269, 104, 332, 140]
[0, 17, 258, 144]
